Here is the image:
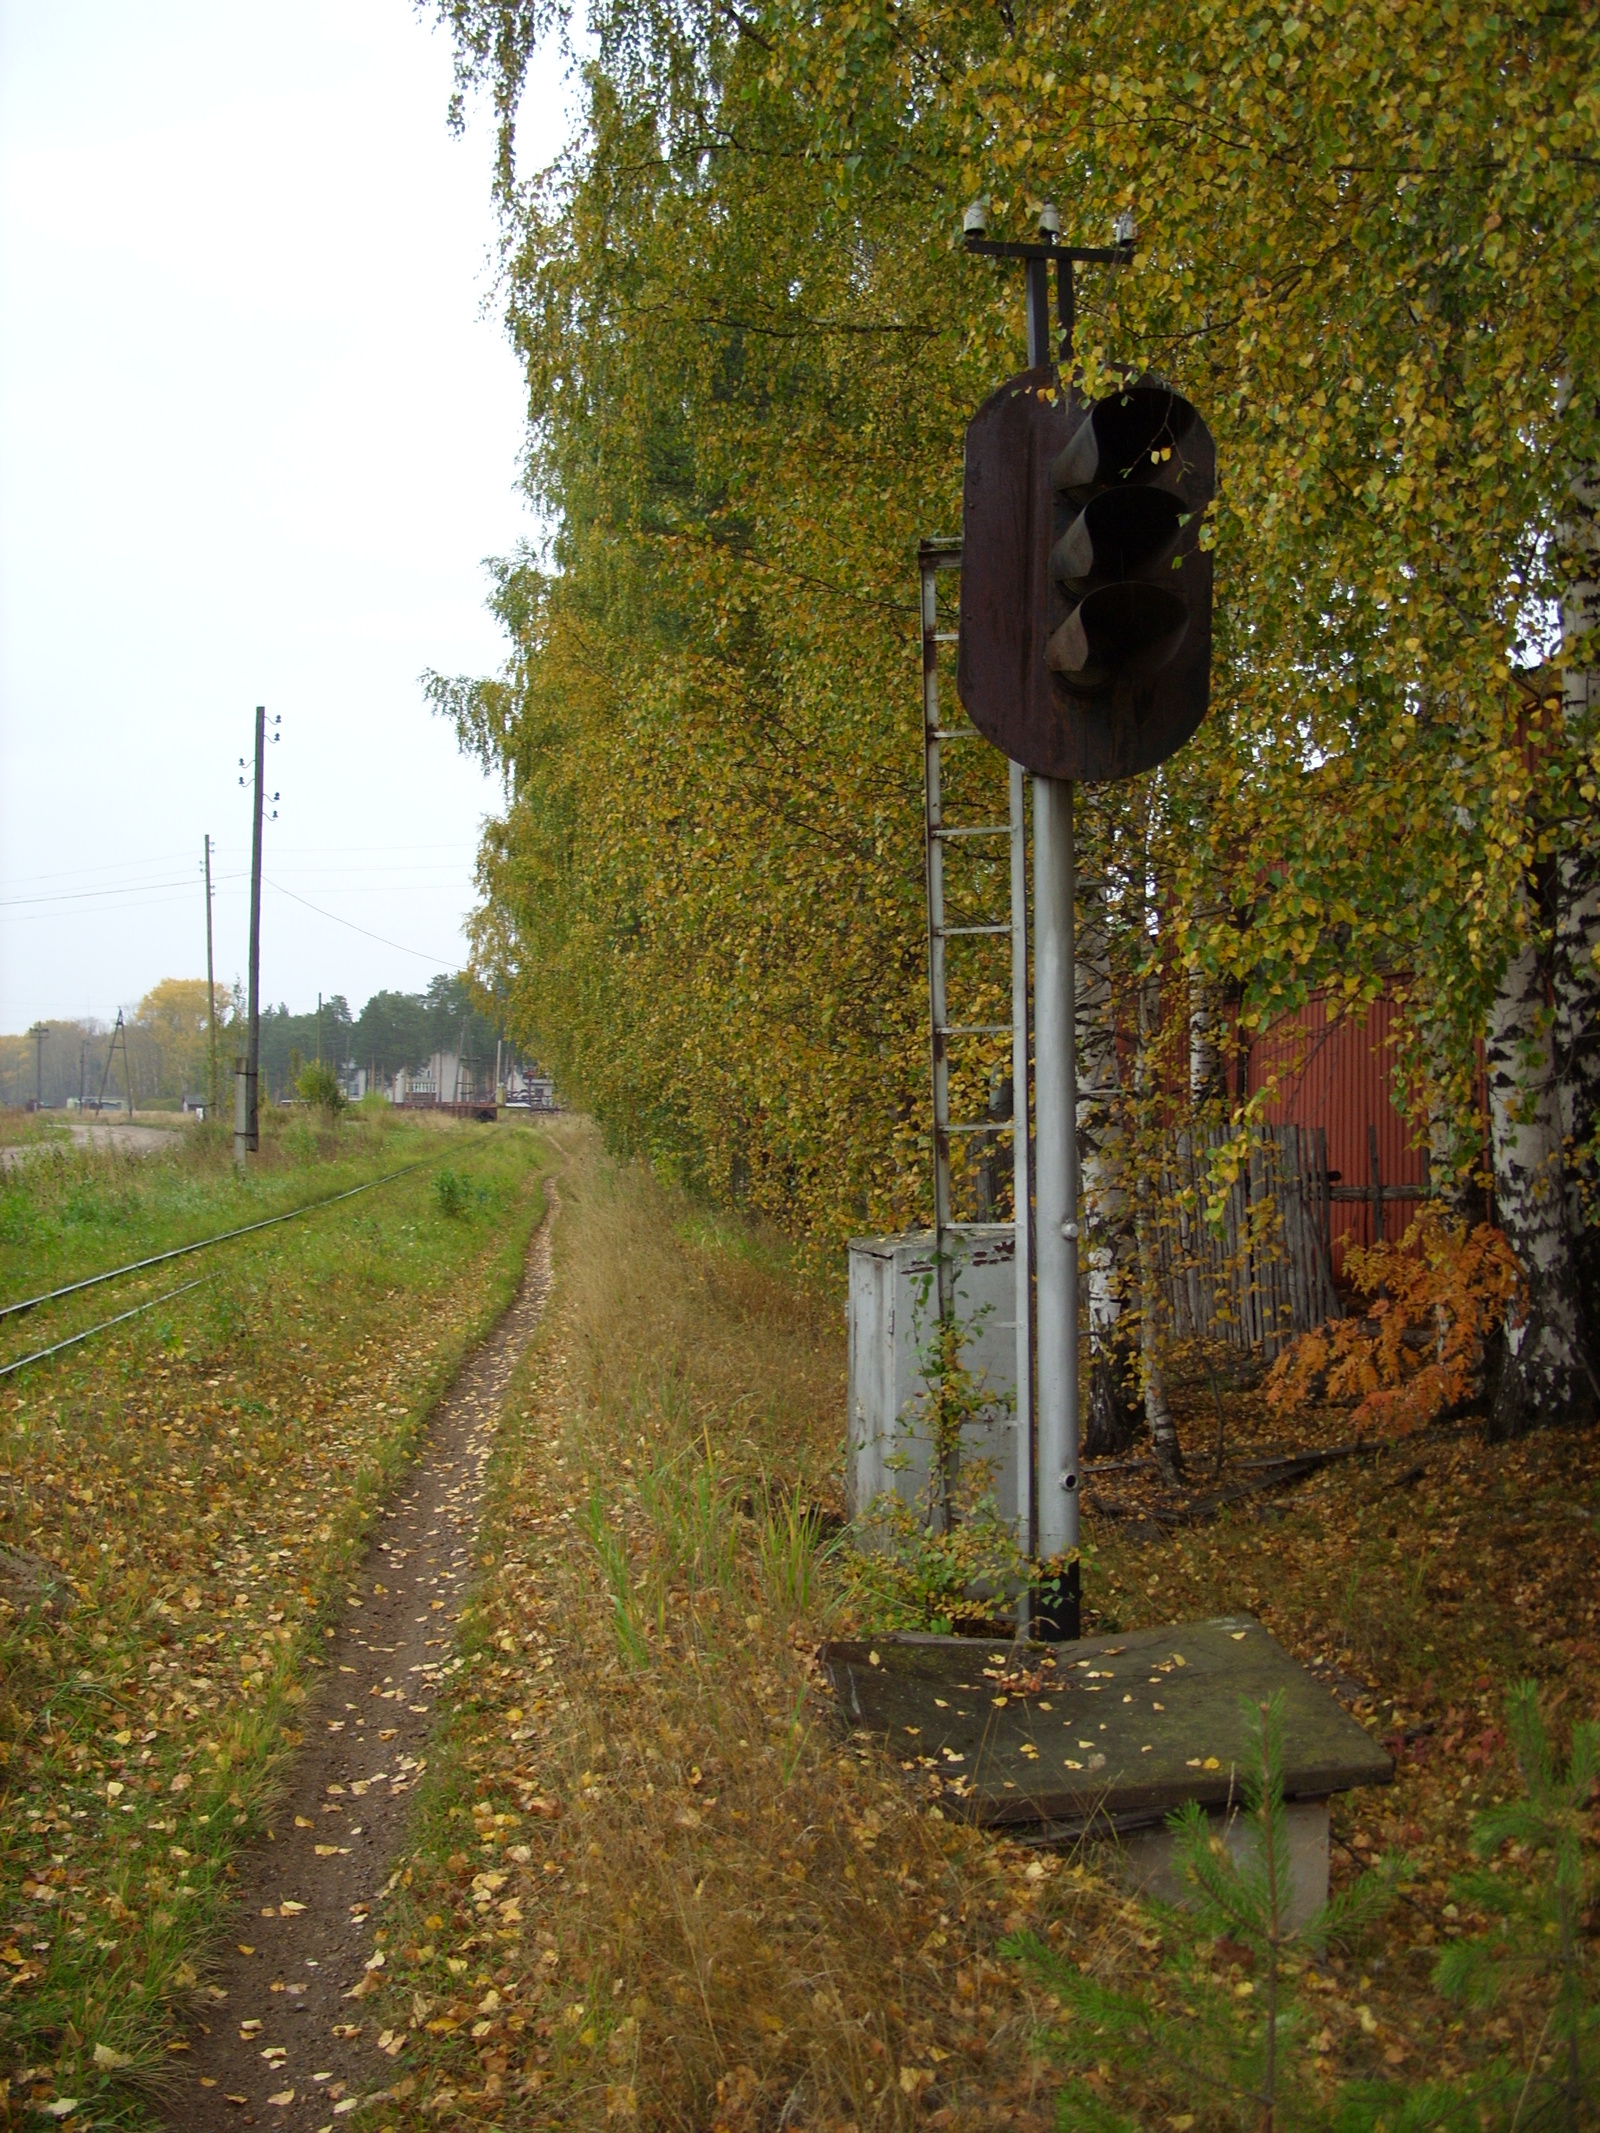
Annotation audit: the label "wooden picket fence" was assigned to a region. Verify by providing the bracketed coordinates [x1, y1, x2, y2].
[1153, 1123, 1342, 1360]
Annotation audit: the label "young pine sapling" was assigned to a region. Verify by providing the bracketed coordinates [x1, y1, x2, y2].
[1010, 1692, 1404, 2132]
[1435, 1679, 1599, 2132]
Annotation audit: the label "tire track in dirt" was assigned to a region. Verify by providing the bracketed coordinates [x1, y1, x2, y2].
[163, 1188, 558, 2132]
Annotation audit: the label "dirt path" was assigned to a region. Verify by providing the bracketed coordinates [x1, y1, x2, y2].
[162, 1190, 558, 2132]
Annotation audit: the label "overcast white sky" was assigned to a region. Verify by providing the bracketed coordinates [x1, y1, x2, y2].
[0, 0, 570, 1032]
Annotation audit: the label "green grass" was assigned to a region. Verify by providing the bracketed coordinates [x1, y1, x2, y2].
[0, 1108, 442, 1324]
[0, 1115, 548, 2123]
[0, 1110, 74, 1152]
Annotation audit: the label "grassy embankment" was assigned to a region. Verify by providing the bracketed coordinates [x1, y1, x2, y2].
[359, 1124, 1117, 2133]
[5, 1108, 1589, 2127]
[356, 1122, 1593, 2130]
[0, 1106, 547, 2121]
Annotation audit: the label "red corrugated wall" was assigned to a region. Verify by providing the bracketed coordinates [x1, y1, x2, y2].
[1246, 996, 1427, 1278]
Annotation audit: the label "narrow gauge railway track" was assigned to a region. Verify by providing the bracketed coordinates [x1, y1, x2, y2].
[0, 1159, 433, 1380]
[0, 1273, 219, 1381]
[0, 1161, 430, 1325]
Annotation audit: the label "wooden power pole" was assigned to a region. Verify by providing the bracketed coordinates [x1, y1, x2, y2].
[235, 706, 277, 1167]
[204, 834, 218, 1120]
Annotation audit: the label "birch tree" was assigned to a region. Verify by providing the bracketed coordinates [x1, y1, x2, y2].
[431, 0, 1600, 1418]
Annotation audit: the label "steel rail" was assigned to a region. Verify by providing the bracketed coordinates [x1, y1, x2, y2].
[0, 1160, 430, 1325]
[0, 1274, 217, 1381]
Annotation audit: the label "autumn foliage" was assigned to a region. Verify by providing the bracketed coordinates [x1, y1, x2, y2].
[427, 0, 1600, 1281]
[1265, 1209, 1521, 1435]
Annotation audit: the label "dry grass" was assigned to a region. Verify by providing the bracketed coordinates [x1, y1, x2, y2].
[376, 1123, 1102, 2131]
[342, 1123, 1595, 2128]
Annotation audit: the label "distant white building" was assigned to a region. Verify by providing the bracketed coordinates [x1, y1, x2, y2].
[391, 1052, 479, 1106]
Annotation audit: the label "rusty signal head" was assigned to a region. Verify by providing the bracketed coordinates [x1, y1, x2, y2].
[1050, 385, 1198, 498]
[957, 369, 1215, 781]
[1045, 386, 1208, 696]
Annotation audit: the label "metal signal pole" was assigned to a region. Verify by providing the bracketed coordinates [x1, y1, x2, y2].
[954, 201, 1213, 1644]
[1030, 775, 1080, 1633]
[959, 202, 1136, 1637]
[235, 705, 276, 1167]
[204, 834, 218, 1121]
[1024, 252, 1081, 1639]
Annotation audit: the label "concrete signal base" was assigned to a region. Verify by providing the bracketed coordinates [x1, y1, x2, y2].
[1108, 1796, 1331, 1935]
[822, 1618, 1391, 1937]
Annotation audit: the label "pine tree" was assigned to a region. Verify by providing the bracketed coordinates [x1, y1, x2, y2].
[1435, 1680, 1600, 2131]
[1009, 1693, 1404, 2131]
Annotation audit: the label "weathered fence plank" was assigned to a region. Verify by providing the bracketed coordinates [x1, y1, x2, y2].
[1148, 1122, 1346, 1358]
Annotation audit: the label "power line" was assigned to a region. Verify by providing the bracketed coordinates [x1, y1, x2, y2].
[3, 892, 239, 927]
[0, 852, 201, 890]
[0, 840, 476, 896]
[0, 874, 245, 911]
[1, 864, 472, 910]
[263, 878, 457, 967]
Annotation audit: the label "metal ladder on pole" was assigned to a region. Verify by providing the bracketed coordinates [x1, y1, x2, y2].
[918, 539, 1034, 1566]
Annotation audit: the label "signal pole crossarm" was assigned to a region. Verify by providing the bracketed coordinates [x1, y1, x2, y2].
[962, 238, 1131, 264]
[966, 220, 1135, 371]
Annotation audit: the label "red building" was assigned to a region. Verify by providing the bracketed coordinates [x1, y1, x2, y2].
[1246, 995, 1434, 1279]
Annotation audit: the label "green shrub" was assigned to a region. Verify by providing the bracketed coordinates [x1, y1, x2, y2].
[296, 1060, 345, 1116]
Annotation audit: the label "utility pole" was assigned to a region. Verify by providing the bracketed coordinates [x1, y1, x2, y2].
[79, 1037, 86, 1112]
[317, 992, 323, 1067]
[27, 1022, 48, 1109]
[235, 706, 278, 1168]
[204, 834, 218, 1120]
[94, 1008, 136, 1118]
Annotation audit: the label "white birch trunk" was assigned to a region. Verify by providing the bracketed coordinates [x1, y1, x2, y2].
[1552, 845, 1600, 1376]
[1555, 457, 1600, 1365]
[1486, 916, 1592, 1432]
[1076, 884, 1140, 1457]
[1482, 414, 1600, 1429]
[1136, 965, 1183, 1481]
[1188, 969, 1226, 1109]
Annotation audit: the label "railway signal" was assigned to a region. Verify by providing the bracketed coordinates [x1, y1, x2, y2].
[949, 204, 1218, 1640]
[958, 373, 1214, 782]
